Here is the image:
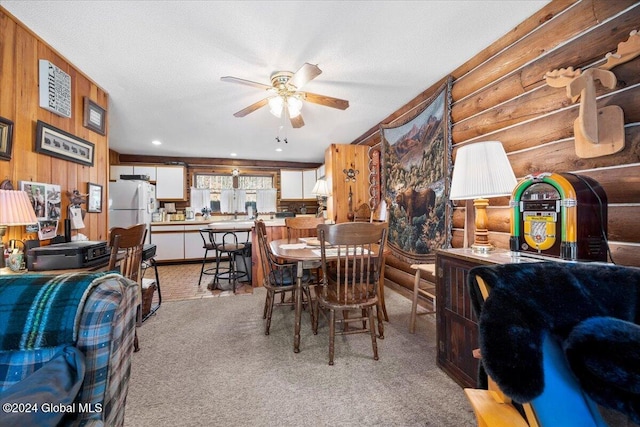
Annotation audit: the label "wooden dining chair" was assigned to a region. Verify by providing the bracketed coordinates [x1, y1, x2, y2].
[108, 223, 147, 352]
[312, 222, 388, 365]
[255, 220, 314, 335]
[352, 203, 372, 222]
[285, 215, 325, 287]
[285, 216, 325, 241]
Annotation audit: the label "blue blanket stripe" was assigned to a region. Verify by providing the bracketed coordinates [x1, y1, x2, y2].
[0, 272, 108, 351]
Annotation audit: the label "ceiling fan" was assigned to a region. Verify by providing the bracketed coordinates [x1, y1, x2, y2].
[221, 63, 349, 128]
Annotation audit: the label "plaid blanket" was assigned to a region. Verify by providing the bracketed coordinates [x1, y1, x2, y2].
[0, 272, 109, 351]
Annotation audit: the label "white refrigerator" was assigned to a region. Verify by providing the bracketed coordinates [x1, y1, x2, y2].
[108, 180, 156, 244]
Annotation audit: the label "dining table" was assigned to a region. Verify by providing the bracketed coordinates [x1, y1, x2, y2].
[269, 237, 385, 353]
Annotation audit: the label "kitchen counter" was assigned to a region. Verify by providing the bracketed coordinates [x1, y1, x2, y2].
[150, 215, 321, 228]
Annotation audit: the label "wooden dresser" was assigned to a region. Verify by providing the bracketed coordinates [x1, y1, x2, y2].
[435, 248, 542, 388]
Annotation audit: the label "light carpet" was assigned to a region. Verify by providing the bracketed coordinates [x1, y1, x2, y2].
[125, 285, 476, 426]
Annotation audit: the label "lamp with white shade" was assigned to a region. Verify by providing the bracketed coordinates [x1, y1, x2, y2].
[312, 179, 331, 217]
[0, 189, 38, 268]
[449, 141, 517, 253]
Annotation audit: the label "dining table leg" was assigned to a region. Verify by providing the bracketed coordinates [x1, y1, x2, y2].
[294, 260, 303, 353]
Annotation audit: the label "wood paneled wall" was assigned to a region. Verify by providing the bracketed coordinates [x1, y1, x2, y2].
[354, 0, 640, 293]
[0, 8, 110, 244]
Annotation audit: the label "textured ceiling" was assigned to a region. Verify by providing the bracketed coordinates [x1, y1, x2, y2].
[1, 0, 549, 163]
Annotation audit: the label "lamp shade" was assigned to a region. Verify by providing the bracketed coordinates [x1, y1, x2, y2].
[268, 95, 302, 118]
[449, 141, 517, 200]
[311, 179, 331, 197]
[0, 190, 38, 225]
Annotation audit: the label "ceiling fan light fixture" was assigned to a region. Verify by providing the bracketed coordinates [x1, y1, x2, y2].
[268, 96, 284, 117]
[268, 95, 302, 118]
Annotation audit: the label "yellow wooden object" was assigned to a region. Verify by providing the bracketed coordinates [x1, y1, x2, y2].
[464, 388, 529, 427]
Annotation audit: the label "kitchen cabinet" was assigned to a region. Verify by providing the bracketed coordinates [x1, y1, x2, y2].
[134, 166, 156, 181]
[280, 170, 303, 199]
[184, 225, 205, 260]
[109, 164, 157, 181]
[151, 225, 186, 262]
[280, 169, 317, 200]
[435, 248, 539, 388]
[302, 169, 317, 199]
[156, 166, 186, 200]
[109, 165, 133, 181]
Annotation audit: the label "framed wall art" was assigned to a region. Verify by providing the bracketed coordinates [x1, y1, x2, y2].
[19, 181, 62, 221]
[38, 59, 72, 118]
[0, 116, 14, 161]
[380, 78, 453, 264]
[35, 120, 95, 166]
[83, 97, 106, 135]
[87, 182, 103, 213]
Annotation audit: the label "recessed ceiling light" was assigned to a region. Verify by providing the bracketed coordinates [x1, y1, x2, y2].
[151, 140, 162, 145]
[230, 152, 238, 157]
[275, 148, 283, 152]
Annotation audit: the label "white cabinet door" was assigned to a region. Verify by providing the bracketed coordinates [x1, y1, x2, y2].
[184, 227, 206, 260]
[133, 166, 156, 181]
[302, 169, 317, 200]
[109, 165, 133, 181]
[156, 166, 186, 200]
[280, 170, 303, 200]
[150, 225, 185, 261]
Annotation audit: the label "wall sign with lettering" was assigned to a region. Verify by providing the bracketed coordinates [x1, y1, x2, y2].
[38, 59, 72, 118]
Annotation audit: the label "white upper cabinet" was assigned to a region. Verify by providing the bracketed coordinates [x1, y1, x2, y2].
[280, 169, 318, 200]
[156, 166, 186, 200]
[280, 170, 303, 200]
[302, 169, 317, 200]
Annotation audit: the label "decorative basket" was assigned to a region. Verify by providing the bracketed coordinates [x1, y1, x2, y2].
[141, 280, 157, 318]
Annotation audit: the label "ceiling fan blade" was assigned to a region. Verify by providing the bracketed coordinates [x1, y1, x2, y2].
[290, 114, 305, 128]
[233, 98, 269, 117]
[301, 92, 349, 110]
[286, 63, 322, 90]
[221, 76, 272, 91]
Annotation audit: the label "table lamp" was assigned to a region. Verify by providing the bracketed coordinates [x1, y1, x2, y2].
[312, 179, 331, 217]
[449, 141, 517, 253]
[0, 189, 38, 268]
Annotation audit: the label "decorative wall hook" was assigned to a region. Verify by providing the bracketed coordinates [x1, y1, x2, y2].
[343, 163, 359, 182]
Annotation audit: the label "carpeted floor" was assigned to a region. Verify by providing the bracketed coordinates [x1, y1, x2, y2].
[126, 268, 476, 427]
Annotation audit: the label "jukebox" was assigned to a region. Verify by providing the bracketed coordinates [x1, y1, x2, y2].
[510, 172, 608, 261]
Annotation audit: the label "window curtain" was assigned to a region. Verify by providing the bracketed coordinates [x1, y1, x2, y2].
[190, 188, 211, 212]
[220, 189, 247, 213]
[256, 189, 277, 213]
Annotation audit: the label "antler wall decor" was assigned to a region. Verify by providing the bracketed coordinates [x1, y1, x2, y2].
[544, 30, 640, 158]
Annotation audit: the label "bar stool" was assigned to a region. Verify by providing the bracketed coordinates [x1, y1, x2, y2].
[198, 229, 218, 287]
[213, 229, 250, 293]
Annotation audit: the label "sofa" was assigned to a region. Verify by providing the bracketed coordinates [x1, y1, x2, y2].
[0, 271, 138, 426]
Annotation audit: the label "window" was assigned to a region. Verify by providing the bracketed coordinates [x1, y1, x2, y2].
[194, 173, 274, 213]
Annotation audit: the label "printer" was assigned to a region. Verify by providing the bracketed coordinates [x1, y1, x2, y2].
[27, 241, 110, 271]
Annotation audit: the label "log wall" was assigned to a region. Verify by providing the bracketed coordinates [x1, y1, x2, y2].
[353, 0, 640, 293]
[0, 8, 110, 243]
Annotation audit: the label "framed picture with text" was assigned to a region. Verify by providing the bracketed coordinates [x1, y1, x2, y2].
[83, 97, 106, 135]
[87, 182, 103, 213]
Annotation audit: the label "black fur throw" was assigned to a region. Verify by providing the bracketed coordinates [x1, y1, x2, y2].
[468, 262, 640, 421]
